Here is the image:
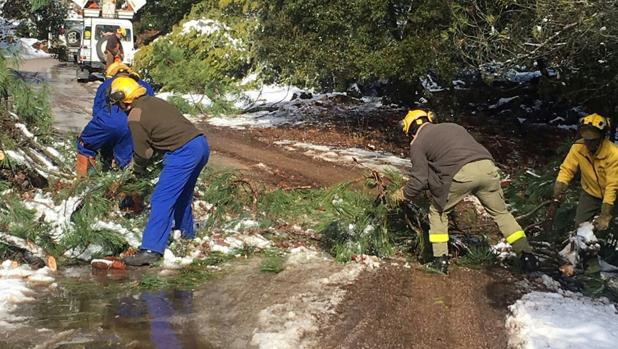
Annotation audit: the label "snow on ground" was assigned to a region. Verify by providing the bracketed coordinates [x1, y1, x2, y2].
[420, 74, 446, 92]
[0, 260, 55, 328]
[91, 221, 141, 249]
[208, 110, 306, 129]
[251, 247, 363, 349]
[274, 140, 411, 172]
[559, 222, 601, 266]
[157, 91, 213, 110]
[2, 37, 50, 59]
[23, 191, 81, 243]
[18, 38, 50, 59]
[506, 291, 618, 349]
[237, 84, 304, 110]
[181, 18, 241, 48]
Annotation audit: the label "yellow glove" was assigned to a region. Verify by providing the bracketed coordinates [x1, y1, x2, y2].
[389, 187, 406, 203]
[594, 204, 613, 231]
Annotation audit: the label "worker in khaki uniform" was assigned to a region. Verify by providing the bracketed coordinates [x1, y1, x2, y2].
[109, 76, 210, 266]
[396, 110, 537, 274]
[547, 113, 618, 233]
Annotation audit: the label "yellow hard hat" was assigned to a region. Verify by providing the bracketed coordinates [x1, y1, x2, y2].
[110, 76, 147, 105]
[579, 113, 610, 139]
[105, 61, 131, 78]
[117, 27, 127, 37]
[400, 109, 434, 135]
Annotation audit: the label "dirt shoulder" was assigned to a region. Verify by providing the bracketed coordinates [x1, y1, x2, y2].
[317, 264, 522, 349]
[204, 125, 365, 188]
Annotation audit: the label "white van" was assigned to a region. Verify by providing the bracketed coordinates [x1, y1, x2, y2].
[77, 17, 135, 79]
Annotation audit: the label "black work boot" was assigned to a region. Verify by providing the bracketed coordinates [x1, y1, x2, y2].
[424, 255, 449, 275]
[520, 251, 539, 273]
[124, 250, 162, 267]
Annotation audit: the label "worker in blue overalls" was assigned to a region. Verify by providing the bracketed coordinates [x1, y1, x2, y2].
[76, 62, 155, 176]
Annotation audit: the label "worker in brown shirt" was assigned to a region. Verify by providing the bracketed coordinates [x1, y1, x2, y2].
[105, 27, 126, 68]
[109, 76, 210, 266]
[394, 109, 537, 274]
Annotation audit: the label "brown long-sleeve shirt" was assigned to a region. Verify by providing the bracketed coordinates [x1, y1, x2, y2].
[128, 96, 202, 173]
[105, 33, 123, 56]
[404, 122, 493, 211]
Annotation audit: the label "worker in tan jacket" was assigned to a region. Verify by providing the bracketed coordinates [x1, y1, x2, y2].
[548, 113, 618, 232]
[395, 109, 537, 274]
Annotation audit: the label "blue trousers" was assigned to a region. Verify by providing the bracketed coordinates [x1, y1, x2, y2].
[141, 135, 209, 254]
[77, 113, 133, 169]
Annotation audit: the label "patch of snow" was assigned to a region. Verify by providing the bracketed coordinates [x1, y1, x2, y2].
[4, 150, 27, 164]
[558, 124, 578, 131]
[559, 222, 601, 266]
[182, 19, 230, 36]
[45, 147, 61, 159]
[0, 261, 55, 328]
[23, 191, 81, 243]
[492, 240, 516, 261]
[506, 70, 542, 83]
[157, 92, 213, 109]
[162, 249, 195, 269]
[506, 291, 618, 349]
[251, 263, 363, 348]
[489, 96, 519, 110]
[420, 74, 446, 92]
[91, 221, 141, 248]
[66, 244, 104, 261]
[273, 140, 411, 173]
[239, 85, 305, 109]
[452, 80, 467, 89]
[181, 18, 241, 48]
[14, 123, 33, 138]
[208, 111, 305, 129]
[11, 38, 51, 59]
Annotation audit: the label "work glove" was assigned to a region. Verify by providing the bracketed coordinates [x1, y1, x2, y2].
[543, 201, 559, 233]
[552, 181, 568, 201]
[594, 203, 614, 231]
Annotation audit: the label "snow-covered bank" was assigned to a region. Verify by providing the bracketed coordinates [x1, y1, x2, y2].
[1, 37, 51, 59]
[506, 291, 618, 349]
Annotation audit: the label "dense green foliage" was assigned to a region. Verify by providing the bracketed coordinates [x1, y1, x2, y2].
[134, 0, 203, 35]
[1, 0, 68, 39]
[253, 0, 455, 92]
[135, 0, 617, 113]
[134, 2, 257, 112]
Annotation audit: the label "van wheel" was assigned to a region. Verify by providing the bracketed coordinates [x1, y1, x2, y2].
[96, 37, 109, 63]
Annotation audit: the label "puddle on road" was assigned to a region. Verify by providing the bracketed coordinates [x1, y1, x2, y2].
[1, 251, 359, 348]
[2, 267, 215, 348]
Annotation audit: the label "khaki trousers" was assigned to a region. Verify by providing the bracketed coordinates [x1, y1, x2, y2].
[428, 159, 526, 257]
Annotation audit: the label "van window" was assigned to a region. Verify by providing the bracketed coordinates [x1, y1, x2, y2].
[94, 25, 132, 42]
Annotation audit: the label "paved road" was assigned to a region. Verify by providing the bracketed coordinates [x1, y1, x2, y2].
[10, 57, 99, 133]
